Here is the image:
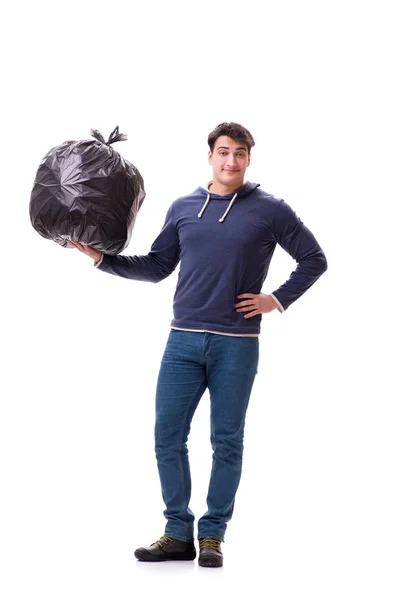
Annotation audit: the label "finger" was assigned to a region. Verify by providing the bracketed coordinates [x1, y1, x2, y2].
[244, 310, 260, 319]
[235, 301, 257, 310]
[234, 300, 255, 308]
[237, 294, 256, 299]
[75, 242, 86, 252]
[236, 306, 257, 313]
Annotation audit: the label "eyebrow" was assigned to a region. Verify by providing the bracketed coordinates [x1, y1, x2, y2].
[217, 146, 248, 152]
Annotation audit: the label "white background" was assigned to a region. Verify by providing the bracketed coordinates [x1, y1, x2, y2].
[1, 1, 399, 598]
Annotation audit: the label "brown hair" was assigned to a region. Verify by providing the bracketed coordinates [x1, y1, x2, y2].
[208, 122, 255, 154]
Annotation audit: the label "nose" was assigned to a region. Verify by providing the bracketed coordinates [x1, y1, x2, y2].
[226, 153, 238, 167]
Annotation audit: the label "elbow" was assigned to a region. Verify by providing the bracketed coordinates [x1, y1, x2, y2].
[302, 250, 328, 276]
[151, 266, 176, 283]
[147, 253, 179, 283]
[151, 273, 168, 283]
[310, 249, 327, 275]
[319, 252, 328, 274]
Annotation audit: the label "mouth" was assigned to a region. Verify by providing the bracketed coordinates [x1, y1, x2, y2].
[223, 169, 238, 174]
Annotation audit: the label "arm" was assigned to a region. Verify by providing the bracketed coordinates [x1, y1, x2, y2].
[270, 200, 328, 311]
[69, 203, 181, 283]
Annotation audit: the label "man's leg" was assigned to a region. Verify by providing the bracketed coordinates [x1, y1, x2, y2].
[197, 334, 259, 542]
[155, 330, 207, 542]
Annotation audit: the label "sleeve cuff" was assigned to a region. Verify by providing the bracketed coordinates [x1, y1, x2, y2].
[94, 254, 104, 268]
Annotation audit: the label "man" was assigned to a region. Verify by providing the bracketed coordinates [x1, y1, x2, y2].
[68, 122, 327, 568]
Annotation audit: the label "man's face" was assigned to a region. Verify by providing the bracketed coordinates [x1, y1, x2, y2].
[208, 136, 250, 190]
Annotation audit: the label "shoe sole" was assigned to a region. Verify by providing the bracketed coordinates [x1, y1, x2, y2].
[134, 550, 196, 562]
[198, 558, 223, 568]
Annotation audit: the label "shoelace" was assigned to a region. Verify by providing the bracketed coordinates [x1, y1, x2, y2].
[154, 535, 174, 547]
[199, 538, 221, 551]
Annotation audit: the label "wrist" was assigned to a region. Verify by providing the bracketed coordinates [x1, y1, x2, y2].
[93, 253, 103, 267]
[269, 293, 284, 313]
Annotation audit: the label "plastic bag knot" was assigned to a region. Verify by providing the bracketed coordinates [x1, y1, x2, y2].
[90, 126, 128, 146]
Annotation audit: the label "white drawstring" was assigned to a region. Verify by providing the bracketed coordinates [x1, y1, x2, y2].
[218, 193, 237, 223]
[198, 192, 238, 222]
[198, 193, 210, 218]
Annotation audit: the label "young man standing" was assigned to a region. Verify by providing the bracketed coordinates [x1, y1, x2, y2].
[68, 122, 327, 568]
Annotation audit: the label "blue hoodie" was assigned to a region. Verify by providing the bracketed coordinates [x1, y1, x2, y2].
[97, 182, 327, 335]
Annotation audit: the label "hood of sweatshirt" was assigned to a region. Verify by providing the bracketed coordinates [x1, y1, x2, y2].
[196, 181, 260, 222]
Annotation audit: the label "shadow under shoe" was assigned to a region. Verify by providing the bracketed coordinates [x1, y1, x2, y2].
[198, 538, 223, 568]
[134, 535, 196, 562]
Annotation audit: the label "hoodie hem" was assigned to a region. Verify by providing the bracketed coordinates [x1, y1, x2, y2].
[170, 322, 260, 337]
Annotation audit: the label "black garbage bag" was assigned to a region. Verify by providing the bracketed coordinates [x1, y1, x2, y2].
[29, 126, 146, 254]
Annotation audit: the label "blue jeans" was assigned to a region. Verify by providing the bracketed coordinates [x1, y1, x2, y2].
[154, 330, 259, 542]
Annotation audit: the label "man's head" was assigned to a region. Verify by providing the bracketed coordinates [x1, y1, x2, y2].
[207, 122, 255, 193]
[208, 122, 255, 155]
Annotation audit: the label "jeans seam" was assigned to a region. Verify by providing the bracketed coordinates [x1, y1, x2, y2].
[208, 333, 213, 358]
[178, 375, 206, 535]
[201, 333, 207, 362]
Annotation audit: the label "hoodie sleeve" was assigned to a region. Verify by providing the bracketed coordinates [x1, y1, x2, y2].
[270, 200, 327, 311]
[97, 203, 180, 282]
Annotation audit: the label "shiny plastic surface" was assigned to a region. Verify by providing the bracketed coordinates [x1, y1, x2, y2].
[29, 127, 146, 254]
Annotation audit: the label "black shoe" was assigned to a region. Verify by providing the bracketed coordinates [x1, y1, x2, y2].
[198, 538, 223, 568]
[134, 535, 196, 562]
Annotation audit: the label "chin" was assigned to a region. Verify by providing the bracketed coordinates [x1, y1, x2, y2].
[223, 177, 241, 187]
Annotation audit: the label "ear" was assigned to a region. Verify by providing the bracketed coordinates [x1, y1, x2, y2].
[247, 153, 251, 167]
[208, 150, 213, 165]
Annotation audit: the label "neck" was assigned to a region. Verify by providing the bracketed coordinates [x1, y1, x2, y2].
[208, 181, 243, 196]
